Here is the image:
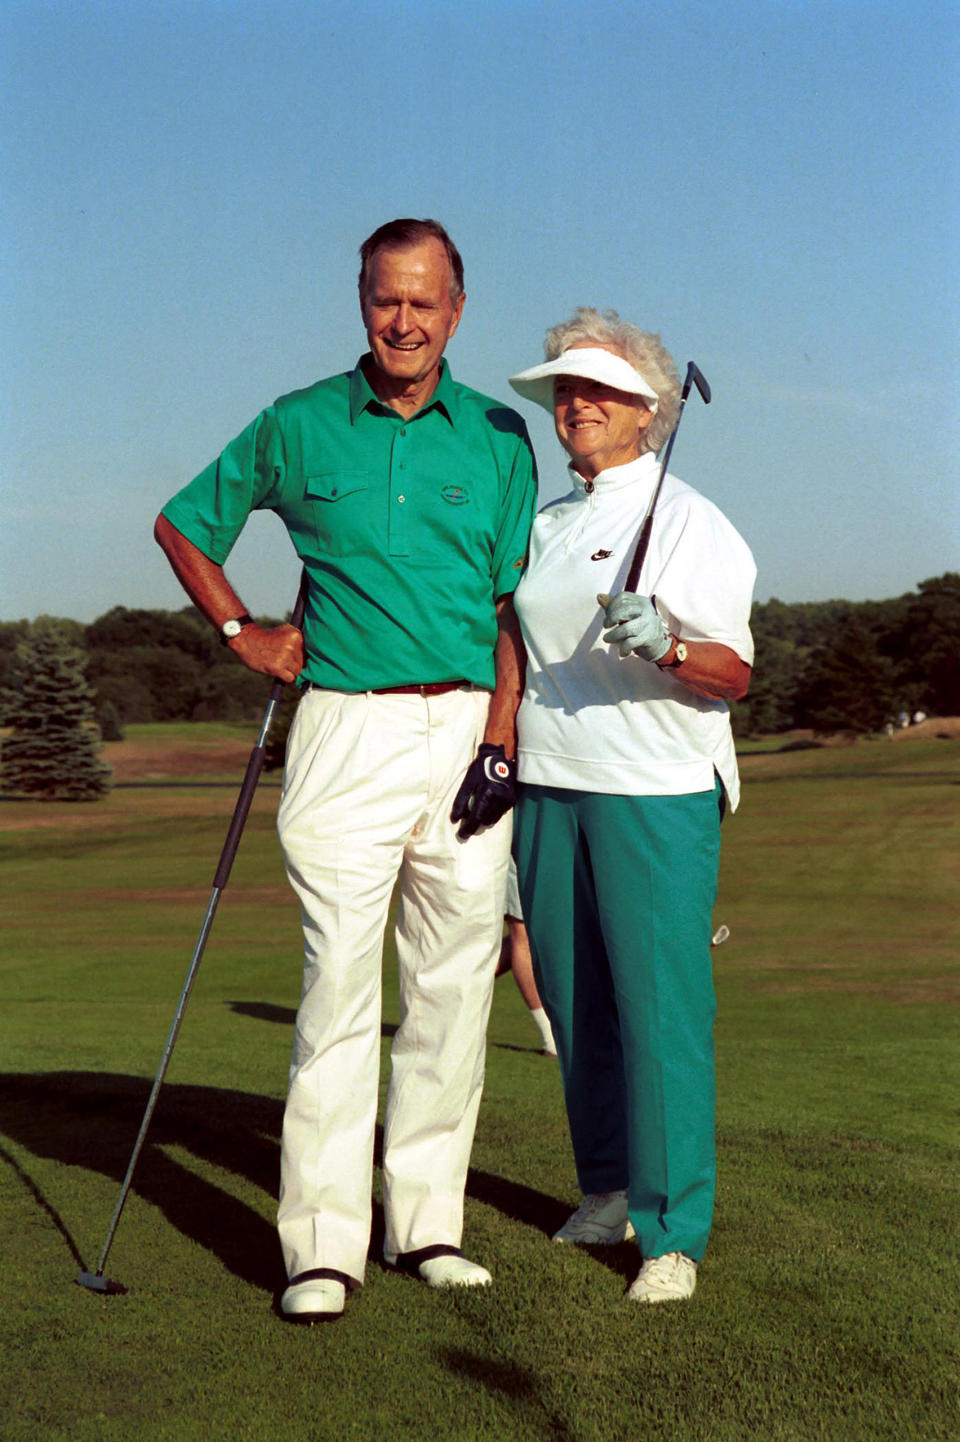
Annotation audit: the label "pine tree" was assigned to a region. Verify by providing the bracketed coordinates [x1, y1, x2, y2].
[0, 619, 112, 800]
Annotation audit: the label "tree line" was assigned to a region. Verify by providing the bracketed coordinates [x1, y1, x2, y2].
[0, 605, 290, 735]
[1, 573, 957, 755]
[730, 573, 959, 736]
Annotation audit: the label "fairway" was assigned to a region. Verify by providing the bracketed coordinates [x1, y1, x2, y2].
[2, 727, 958, 1441]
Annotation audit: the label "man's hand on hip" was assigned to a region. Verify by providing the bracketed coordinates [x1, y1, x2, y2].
[451, 743, 517, 839]
[229, 623, 304, 683]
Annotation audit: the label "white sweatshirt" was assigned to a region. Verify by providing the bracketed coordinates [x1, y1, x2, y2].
[514, 453, 756, 810]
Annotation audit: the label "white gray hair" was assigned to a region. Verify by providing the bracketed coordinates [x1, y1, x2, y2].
[543, 307, 681, 456]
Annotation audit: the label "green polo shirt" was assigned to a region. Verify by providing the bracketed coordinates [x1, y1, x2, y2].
[162, 358, 537, 691]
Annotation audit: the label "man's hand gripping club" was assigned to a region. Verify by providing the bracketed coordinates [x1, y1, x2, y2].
[228, 622, 304, 683]
[154, 515, 304, 682]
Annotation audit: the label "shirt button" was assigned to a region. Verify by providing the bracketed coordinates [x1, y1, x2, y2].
[400, 428, 406, 437]
[584, 480, 594, 493]
[397, 494, 405, 503]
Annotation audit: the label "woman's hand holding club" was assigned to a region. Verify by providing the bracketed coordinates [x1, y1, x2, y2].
[597, 592, 672, 661]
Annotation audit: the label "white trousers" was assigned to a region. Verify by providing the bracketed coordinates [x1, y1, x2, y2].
[276, 685, 511, 1285]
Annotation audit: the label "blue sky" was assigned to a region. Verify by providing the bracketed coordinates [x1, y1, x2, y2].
[3, 0, 958, 623]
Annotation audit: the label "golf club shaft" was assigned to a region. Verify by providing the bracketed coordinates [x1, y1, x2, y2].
[89, 889, 223, 1278]
[83, 574, 307, 1284]
[624, 362, 710, 592]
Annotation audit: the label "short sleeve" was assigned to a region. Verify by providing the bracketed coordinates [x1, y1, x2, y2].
[653, 495, 756, 665]
[160, 407, 286, 564]
[490, 423, 537, 598]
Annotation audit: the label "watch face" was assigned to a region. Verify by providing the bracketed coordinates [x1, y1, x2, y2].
[675, 641, 688, 664]
[222, 619, 243, 638]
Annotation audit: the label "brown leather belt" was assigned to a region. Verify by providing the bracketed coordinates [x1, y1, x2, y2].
[372, 680, 469, 696]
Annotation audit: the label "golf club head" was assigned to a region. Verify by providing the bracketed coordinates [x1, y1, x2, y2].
[687, 362, 711, 405]
[76, 1270, 127, 1295]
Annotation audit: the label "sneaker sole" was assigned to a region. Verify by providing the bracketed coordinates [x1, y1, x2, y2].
[554, 1222, 636, 1245]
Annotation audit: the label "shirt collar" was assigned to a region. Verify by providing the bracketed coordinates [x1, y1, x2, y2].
[349, 355, 460, 426]
[568, 450, 660, 497]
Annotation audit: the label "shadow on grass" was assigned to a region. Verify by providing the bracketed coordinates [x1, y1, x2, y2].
[229, 1000, 297, 1026]
[438, 1348, 577, 1442]
[228, 1000, 553, 1060]
[0, 1071, 567, 1293]
[0, 1139, 87, 1270]
[229, 1000, 399, 1040]
[0, 1072, 285, 1291]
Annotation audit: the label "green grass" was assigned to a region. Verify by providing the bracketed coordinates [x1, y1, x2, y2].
[117, 721, 261, 742]
[1, 734, 958, 1440]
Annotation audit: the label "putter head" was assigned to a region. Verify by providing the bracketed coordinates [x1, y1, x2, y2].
[687, 362, 711, 405]
[76, 1270, 127, 1295]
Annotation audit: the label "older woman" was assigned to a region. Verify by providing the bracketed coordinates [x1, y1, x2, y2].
[508, 308, 755, 1303]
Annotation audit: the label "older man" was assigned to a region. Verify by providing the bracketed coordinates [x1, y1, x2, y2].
[155, 218, 536, 1321]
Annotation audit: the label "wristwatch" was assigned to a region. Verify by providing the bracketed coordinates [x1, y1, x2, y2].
[219, 614, 254, 646]
[657, 636, 688, 669]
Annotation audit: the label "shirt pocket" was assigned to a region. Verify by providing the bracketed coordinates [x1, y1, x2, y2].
[305, 472, 375, 558]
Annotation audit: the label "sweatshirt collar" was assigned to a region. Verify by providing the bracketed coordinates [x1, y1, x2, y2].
[568, 450, 660, 497]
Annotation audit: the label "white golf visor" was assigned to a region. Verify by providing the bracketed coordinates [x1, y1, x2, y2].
[509, 346, 659, 413]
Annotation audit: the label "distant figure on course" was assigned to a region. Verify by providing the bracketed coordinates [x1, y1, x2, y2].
[498, 859, 557, 1057]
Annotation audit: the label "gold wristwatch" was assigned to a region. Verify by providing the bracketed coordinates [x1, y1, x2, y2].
[657, 636, 688, 669]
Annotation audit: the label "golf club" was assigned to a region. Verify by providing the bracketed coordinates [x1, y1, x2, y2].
[76, 574, 307, 1296]
[624, 361, 711, 592]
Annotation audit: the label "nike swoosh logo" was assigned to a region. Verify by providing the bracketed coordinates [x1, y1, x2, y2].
[591, 549, 613, 561]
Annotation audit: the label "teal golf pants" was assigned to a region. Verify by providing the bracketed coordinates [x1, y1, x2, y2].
[513, 782, 722, 1262]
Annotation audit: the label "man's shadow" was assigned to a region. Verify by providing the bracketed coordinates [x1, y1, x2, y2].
[0, 1039, 580, 1293]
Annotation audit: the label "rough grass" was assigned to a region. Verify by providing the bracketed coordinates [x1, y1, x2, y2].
[1, 726, 958, 1441]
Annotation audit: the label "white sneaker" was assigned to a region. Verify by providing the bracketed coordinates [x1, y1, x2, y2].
[552, 1190, 636, 1244]
[627, 1252, 697, 1303]
[281, 1277, 346, 1322]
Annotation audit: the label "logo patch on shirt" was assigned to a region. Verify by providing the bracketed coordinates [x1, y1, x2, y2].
[591, 549, 614, 561]
[441, 485, 469, 505]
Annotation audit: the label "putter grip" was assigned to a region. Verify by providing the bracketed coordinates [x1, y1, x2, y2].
[623, 362, 710, 596]
[625, 517, 653, 593]
[212, 734, 272, 888]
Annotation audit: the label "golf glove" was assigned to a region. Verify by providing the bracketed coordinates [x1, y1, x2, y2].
[597, 591, 672, 662]
[451, 743, 517, 839]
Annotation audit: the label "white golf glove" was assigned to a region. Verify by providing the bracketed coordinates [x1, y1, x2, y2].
[597, 592, 672, 661]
